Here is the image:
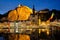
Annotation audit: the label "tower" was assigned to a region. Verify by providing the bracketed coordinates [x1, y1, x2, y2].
[32, 5, 35, 17]
[29, 5, 38, 25]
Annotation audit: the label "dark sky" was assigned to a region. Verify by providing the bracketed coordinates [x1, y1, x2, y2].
[0, 0, 60, 14]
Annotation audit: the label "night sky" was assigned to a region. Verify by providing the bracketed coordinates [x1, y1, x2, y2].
[0, 0, 60, 14]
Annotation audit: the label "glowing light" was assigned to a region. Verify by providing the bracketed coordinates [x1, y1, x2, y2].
[38, 18, 41, 26]
[49, 12, 54, 20]
[8, 10, 17, 21]
[47, 31, 49, 35]
[15, 23, 19, 33]
[20, 35, 30, 40]
[39, 29, 41, 33]
[42, 29, 45, 32]
[8, 5, 32, 21]
[40, 22, 47, 27]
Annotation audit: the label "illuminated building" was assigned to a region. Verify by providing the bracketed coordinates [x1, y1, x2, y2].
[28, 5, 38, 25]
[0, 5, 60, 35]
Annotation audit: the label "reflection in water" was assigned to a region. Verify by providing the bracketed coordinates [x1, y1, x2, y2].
[0, 37, 4, 40]
[0, 27, 60, 40]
